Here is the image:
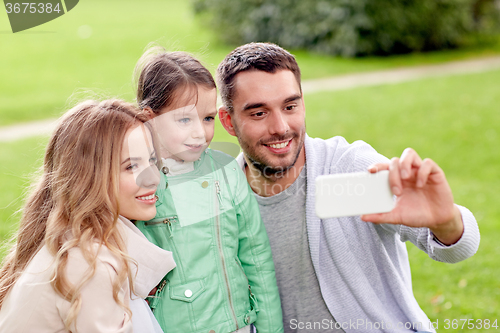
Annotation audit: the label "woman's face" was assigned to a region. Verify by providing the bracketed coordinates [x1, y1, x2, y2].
[118, 123, 160, 221]
[152, 86, 217, 162]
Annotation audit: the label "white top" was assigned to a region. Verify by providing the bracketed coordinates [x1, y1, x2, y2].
[0, 216, 175, 333]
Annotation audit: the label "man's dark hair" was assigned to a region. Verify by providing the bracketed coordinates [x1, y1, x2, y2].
[216, 42, 301, 113]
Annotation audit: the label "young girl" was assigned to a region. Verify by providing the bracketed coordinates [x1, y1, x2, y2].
[134, 48, 284, 333]
[0, 99, 175, 332]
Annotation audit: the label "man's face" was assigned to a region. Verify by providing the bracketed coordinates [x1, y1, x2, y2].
[229, 70, 306, 175]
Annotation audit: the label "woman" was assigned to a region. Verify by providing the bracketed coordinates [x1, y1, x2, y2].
[0, 99, 175, 332]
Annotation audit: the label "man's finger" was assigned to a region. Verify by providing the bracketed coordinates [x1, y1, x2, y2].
[361, 212, 397, 224]
[416, 158, 438, 187]
[367, 163, 389, 173]
[389, 157, 402, 196]
[399, 148, 422, 180]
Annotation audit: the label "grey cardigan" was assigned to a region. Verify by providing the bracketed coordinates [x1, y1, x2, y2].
[240, 135, 480, 333]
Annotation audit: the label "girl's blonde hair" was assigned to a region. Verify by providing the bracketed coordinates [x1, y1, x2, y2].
[0, 99, 147, 330]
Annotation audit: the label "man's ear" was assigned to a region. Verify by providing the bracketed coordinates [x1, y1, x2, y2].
[218, 106, 236, 137]
[143, 106, 156, 120]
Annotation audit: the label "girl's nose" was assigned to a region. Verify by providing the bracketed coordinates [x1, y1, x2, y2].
[191, 118, 206, 140]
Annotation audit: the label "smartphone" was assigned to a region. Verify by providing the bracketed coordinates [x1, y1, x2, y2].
[315, 170, 395, 218]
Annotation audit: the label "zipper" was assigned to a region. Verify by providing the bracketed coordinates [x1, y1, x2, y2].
[215, 180, 224, 209]
[235, 258, 249, 285]
[144, 216, 177, 226]
[157, 279, 167, 294]
[235, 258, 258, 312]
[144, 215, 177, 226]
[215, 180, 238, 330]
[149, 279, 168, 313]
[144, 215, 185, 281]
[145, 216, 178, 238]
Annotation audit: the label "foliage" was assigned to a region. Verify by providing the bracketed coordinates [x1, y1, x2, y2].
[193, 0, 500, 56]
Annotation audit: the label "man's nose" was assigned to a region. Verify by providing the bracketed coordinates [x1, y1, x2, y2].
[268, 111, 290, 135]
[135, 165, 160, 188]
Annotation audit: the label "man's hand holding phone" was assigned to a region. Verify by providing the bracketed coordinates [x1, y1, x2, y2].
[316, 148, 464, 245]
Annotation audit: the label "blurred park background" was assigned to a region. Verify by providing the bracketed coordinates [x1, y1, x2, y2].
[1, 0, 499, 330]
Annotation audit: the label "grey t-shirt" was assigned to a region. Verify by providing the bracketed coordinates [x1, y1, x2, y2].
[254, 165, 344, 333]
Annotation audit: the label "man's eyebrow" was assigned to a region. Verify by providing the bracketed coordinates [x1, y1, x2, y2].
[284, 94, 302, 104]
[242, 102, 265, 112]
[242, 94, 302, 112]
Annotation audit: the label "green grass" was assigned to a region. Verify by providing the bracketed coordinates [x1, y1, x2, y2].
[1, 0, 500, 125]
[305, 69, 500, 332]
[0, 137, 46, 258]
[0, 0, 228, 125]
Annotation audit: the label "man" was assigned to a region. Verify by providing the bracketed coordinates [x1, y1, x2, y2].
[216, 42, 480, 333]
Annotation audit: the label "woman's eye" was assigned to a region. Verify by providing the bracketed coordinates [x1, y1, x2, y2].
[149, 157, 158, 165]
[126, 163, 138, 171]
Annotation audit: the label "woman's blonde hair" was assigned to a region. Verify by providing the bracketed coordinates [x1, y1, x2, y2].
[0, 99, 147, 330]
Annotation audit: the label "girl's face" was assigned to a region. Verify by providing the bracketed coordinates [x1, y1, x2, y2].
[118, 123, 160, 221]
[153, 86, 217, 162]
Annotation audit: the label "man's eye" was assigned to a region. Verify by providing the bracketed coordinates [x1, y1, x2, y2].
[252, 111, 266, 117]
[285, 105, 296, 111]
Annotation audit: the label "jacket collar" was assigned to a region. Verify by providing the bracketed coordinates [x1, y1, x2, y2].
[118, 216, 176, 298]
[161, 158, 195, 176]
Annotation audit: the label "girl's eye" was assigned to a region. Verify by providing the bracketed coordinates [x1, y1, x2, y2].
[178, 118, 191, 124]
[204, 116, 215, 122]
[149, 157, 158, 165]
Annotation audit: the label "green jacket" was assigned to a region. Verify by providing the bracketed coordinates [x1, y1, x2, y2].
[136, 149, 283, 333]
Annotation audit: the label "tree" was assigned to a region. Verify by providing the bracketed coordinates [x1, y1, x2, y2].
[193, 0, 500, 57]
